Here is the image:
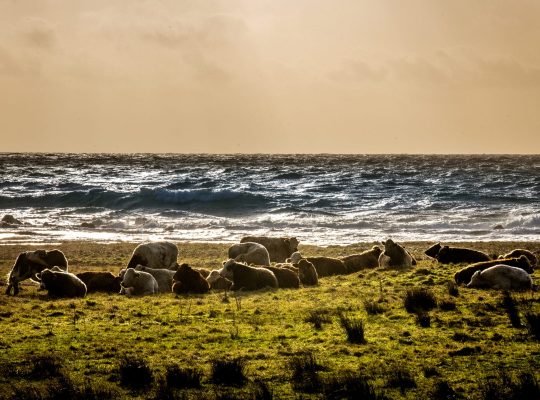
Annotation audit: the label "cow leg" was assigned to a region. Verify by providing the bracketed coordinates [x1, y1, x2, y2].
[5, 284, 12, 295]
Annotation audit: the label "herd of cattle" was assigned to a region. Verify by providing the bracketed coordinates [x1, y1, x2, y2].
[3, 237, 537, 298]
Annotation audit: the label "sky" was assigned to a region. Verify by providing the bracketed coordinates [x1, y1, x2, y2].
[1, 0, 540, 153]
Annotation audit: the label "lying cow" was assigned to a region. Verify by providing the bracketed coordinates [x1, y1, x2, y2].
[6, 249, 68, 295]
[454, 256, 533, 285]
[207, 270, 233, 290]
[172, 263, 210, 294]
[425, 243, 490, 264]
[341, 246, 382, 272]
[498, 249, 537, 267]
[263, 266, 300, 288]
[305, 256, 348, 277]
[228, 242, 271, 266]
[379, 239, 415, 269]
[127, 241, 178, 270]
[240, 236, 299, 263]
[220, 259, 278, 291]
[76, 272, 122, 293]
[467, 265, 533, 291]
[134, 265, 175, 293]
[120, 268, 159, 296]
[38, 268, 87, 298]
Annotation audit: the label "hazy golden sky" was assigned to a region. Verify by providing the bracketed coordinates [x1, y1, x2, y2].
[1, 0, 539, 153]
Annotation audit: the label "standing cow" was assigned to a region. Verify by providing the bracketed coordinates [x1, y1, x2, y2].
[6, 250, 68, 295]
[127, 241, 178, 270]
[240, 236, 299, 263]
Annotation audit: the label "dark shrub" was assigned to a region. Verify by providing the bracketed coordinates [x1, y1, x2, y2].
[438, 299, 457, 311]
[251, 380, 273, 400]
[447, 281, 459, 297]
[430, 379, 462, 399]
[289, 352, 325, 393]
[501, 291, 521, 328]
[416, 312, 431, 328]
[363, 299, 385, 315]
[404, 288, 437, 313]
[47, 375, 117, 400]
[210, 358, 247, 386]
[304, 308, 332, 330]
[165, 364, 202, 389]
[386, 368, 417, 394]
[524, 312, 540, 340]
[118, 355, 153, 389]
[29, 355, 63, 380]
[479, 370, 540, 400]
[322, 371, 387, 400]
[339, 313, 366, 344]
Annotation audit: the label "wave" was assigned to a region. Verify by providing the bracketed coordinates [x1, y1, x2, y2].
[0, 188, 273, 214]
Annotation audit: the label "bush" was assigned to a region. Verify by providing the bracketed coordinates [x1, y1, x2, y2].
[386, 367, 417, 394]
[438, 299, 457, 311]
[322, 371, 387, 400]
[289, 352, 325, 393]
[304, 308, 332, 330]
[416, 312, 431, 328]
[403, 288, 437, 313]
[447, 281, 459, 297]
[363, 299, 385, 315]
[479, 370, 540, 400]
[339, 313, 366, 344]
[429, 379, 462, 399]
[524, 312, 540, 340]
[210, 358, 247, 386]
[165, 364, 202, 389]
[501, 292, 521, 328]
[118, 355, 153, 389]
[29, 355, 63, 380]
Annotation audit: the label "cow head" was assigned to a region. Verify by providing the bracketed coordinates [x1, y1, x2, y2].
[287, 237, 299, 253]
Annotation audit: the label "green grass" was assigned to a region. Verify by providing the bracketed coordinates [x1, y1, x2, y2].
[0, 241, 538, 399]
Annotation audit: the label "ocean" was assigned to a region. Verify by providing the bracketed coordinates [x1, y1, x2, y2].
[0, 153, 538, 245]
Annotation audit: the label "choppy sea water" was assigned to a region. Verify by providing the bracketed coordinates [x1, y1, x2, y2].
[0, 153, 538, 245]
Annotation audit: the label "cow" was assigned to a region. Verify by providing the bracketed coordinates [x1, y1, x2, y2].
[76, 272, 122, 293]
[120, 268, 159, 296]
[220, 259, 278, 291]
[498, 249, 537, 267]
[240, 236, 299, 262]
[305, 257, 348, 277]
[425, 243, 490, 264]
[6, 249, 68, 295]
[134, 265, 175, 293]
[467, 265, 533, 290]
[127, 241, 178, 270]
[294, 259, 319, 286]
[341, 246, 382, 273]
[263, 266, 300, 288]
[228, 242, 271, 266]
[378, 239, 415, 269]
[454, 256, 533, 285]
[207, 270, 233, 290]
[37, 268, 86, 298]
[171, 263, 210, 294]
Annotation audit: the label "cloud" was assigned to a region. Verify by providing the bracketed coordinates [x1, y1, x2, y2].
[333, 49, 540, 88]
[20, 18, 57, 49]
[328, 59, 387, 83]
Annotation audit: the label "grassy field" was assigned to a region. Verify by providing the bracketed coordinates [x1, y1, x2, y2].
[0, 241, 539, 399]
